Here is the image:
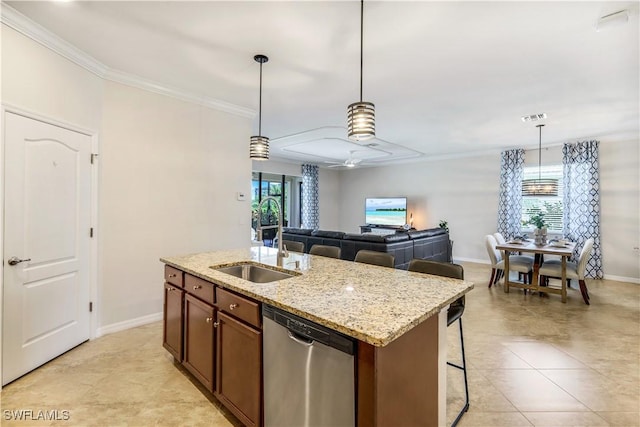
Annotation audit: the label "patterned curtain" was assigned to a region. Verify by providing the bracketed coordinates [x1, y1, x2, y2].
[301, 164, 319, 229]
[497, 149, 525, 240]
[562, 141, 602, 278]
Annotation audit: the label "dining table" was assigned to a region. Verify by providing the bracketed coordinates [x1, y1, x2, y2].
[496, 239, 576, 303]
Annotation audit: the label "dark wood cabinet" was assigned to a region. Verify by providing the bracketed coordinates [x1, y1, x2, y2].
[163, 265, 263, 425]
[163, 283, 183, 361]
[215, 311, 262, 427]
[183, 293, 216, 392]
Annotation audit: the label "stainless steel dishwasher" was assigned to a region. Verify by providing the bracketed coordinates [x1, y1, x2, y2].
[263, 304, 356, 427]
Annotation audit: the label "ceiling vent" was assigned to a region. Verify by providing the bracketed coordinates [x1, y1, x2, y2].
[521, 113, 547, 123]
[596, 10, 629, 32]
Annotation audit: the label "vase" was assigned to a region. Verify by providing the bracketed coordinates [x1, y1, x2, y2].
[534, 227, 547, 246]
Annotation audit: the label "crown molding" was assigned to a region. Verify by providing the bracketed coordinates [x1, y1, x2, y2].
[0, 4, 255, 119]
[1, 3, 109, 77]
[104, 69, 255, 118]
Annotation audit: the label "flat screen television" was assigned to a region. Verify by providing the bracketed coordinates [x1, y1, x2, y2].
[365, 197, 407, 226]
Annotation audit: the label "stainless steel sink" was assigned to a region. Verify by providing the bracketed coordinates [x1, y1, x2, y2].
[213, 263, 298, 283]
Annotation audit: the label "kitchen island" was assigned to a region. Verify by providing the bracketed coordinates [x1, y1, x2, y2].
[161, 246, 474, 426]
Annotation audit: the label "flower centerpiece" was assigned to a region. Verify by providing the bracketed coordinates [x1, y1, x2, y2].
[527, 212, 548, 245]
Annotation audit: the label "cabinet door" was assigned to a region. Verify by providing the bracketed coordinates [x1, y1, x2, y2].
[183, 294, 216, 392]
[216, 312, 262, 427]
[163, 283, 183, 361]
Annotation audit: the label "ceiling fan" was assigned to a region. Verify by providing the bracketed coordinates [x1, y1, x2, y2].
[325, 151, 364, 168]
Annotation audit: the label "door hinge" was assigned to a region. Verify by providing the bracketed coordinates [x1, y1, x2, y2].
[89, 302, 93, 312]
[91, 153, 99, 164]
[90, 228, 94, 238]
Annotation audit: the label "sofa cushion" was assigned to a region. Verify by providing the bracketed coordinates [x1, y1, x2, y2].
[343, 233, 409, 243]
[312, 230, 346, 239]
[408, 228, 447, 239]
[282, 227, 314, 235]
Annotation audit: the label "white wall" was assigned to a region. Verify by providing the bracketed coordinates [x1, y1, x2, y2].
[100, 81, 251, 326]
[252, 160, 341, 230]
[0, 25, 104, 129]
[337, 140, 640, 282]
[1, 25, 252, 333]
[337, 153, 500, 256]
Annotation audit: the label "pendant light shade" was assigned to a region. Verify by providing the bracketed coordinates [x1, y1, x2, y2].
[522, 124, 558, 196]
[347, 0, 375, 141]
[250, 54, 269, 161]
[347, 101, 375, 141]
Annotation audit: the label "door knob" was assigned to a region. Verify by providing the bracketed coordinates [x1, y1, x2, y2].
[8, 257, 31, 266]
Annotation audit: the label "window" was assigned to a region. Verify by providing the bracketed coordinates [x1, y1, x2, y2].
[521, 165, 563, 232]
[251, 172, 302, 234]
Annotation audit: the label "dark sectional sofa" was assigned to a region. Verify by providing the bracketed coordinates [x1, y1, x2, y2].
[281, 227, 451, 269]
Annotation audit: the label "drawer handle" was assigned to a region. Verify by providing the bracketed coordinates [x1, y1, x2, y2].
[229, 303, 239, 310]
[168, 274, 177, 278]
[167, 287, 173, 292]
[193, 285, 202, 290]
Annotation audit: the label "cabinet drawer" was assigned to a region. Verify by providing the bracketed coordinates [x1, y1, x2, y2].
[165, 265, 184, 288]
[216, 288, 261, 329]
[185, 274, 214, 305]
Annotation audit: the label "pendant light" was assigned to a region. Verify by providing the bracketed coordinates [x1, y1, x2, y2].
[522, 124, 558, 196]
[250, 54, 269, 160]
[347, 0, 375, 141]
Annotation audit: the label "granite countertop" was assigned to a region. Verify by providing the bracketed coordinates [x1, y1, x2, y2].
[161, 247, 474, 347]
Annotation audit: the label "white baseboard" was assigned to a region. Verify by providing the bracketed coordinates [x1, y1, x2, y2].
[603, 274, 640, 284]
[453, 257, 490, 265]
[95, 312, 162, 338]
[453, 258, 639, 284]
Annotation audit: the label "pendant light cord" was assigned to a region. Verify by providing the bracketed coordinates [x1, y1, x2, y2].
[359, 0, 364, 102]
[258, 61, 263, 136]
[537, 124, 544, 181]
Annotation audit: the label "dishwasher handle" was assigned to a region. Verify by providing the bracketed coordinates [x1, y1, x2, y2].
[287, 330, 314, 346]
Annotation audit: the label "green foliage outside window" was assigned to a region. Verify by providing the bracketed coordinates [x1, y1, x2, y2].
[522, 200, 562, 231]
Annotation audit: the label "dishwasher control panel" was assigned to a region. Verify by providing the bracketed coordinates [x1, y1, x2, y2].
[263, 304, 355, 355]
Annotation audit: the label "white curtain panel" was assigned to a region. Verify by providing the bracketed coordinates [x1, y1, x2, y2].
[497, 149, 525, 240]
[562, 140, 602, 278]
[301, 164, 319, 230]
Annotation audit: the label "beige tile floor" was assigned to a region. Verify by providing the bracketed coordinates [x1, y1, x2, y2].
[1, 262, 638, 427]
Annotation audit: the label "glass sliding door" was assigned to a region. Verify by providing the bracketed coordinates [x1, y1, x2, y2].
[251, 172, 302, 246]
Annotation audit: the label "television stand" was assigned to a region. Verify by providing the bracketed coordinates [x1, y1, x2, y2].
[360, 224, 414, 234]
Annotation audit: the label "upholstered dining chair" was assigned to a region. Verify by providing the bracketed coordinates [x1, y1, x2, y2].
[282, 240, 304, 253]
[354, 249, 394, 268]
[407, 259, 468, 427]
[484, 235, 534, 287]
[493, 232, 506, 245]
[539, 238, 594, 305]
[309, 244, 341, 259]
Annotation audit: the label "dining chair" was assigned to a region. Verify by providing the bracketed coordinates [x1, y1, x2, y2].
[493, 232, 506, 245]
[309, 244, 341, 259]
[484, 235, 534, 287]
[282, 240, 304, 253]
[407, 259, 468, 427]
[494, 232, 522, 280]
[354, 250, 394, 268]
[539, 238, 594, 305]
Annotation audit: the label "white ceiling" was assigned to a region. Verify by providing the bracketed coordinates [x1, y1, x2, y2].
[5, 1, 639, 167]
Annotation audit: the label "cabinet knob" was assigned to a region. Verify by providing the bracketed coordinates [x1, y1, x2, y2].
[193, 285, 202, 290]
[206, 317, 213, 323]
[213, 321, 219, 328]
[167, 287, 174, 291]
[229, 303, 239, 310]
[168, 274, 177, 278]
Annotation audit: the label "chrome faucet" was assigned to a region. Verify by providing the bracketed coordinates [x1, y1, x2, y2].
[255, 196, 288, 266]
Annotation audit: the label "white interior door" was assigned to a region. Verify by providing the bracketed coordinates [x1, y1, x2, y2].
[2, 112, 92, 385]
